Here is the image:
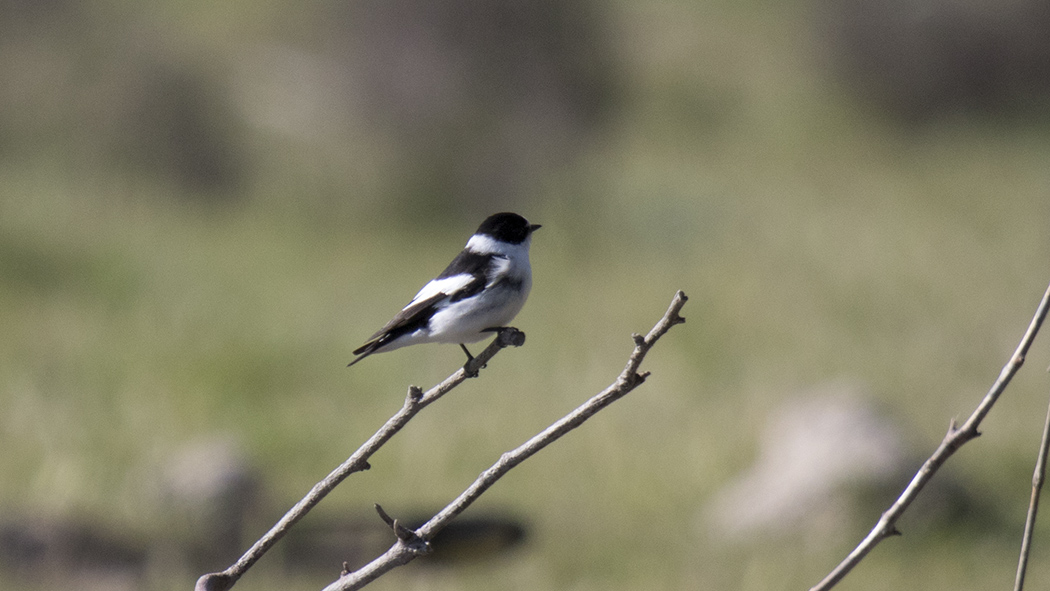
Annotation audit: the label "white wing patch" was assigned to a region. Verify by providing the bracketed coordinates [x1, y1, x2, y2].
[410, 273, 474, 307]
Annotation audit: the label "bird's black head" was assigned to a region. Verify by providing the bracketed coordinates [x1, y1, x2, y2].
[475, 212, 541, 244]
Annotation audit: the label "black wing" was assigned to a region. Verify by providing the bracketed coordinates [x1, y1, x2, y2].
[348, 249, 497, 367]
[348, 292, 447, 366]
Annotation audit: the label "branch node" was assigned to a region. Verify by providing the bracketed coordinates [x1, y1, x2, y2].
[399, 531, 432, 555]
[669, 292, 688, 325]
[376, 503, 426, 546]
[497, 326, 526, 348]
[888, 526, 902, 537]
[632, 333, 646, 347]
[407, 386, 423, 402]
[392, 518, 417, 542]
[340, 561, 351, 577]
[947, 417, 958, 435]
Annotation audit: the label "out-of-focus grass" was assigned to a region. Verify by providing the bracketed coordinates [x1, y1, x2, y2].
[3, 1, 1050, 590]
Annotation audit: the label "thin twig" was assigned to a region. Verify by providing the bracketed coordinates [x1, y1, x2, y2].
[811, 281, 1050, 591]
[322, 290, 688, 591]
[1014, 384, 1050, 591]
[195, 328, 527, 591]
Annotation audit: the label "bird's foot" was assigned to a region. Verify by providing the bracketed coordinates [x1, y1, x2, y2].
[461, 328, 526, 377]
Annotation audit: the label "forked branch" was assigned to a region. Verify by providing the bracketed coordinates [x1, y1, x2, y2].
[323, 290, 688, 591]
[195, 328, 527, 591]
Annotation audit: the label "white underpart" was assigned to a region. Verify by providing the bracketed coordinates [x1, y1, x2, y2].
[380, 234, 533, 352]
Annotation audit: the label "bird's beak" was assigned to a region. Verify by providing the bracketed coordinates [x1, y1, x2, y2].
[529, 224, 542, 233]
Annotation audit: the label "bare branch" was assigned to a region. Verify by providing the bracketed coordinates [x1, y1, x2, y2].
[1014, 383, 1050, 591]
[322, 290, 688, 591]
[195, 328, 527, 591]
[811, 281, 1050, 591]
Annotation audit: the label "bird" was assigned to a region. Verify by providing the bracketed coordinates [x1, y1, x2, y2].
[348, 212, 540, 368]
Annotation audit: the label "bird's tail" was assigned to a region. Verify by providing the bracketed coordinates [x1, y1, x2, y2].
[346, 353, 370, 367]
[347, 340, 381, 367]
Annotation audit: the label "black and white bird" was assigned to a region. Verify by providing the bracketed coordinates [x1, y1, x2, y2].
[348, 212, 541, 367]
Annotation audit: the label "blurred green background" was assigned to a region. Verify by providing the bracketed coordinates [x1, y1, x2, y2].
[2, 0, 1050, 589]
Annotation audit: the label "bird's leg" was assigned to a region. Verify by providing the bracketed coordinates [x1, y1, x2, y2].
[460, 343, 481, 378]
[462, 328, 525, 377]
[459, 343, 475, 363]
